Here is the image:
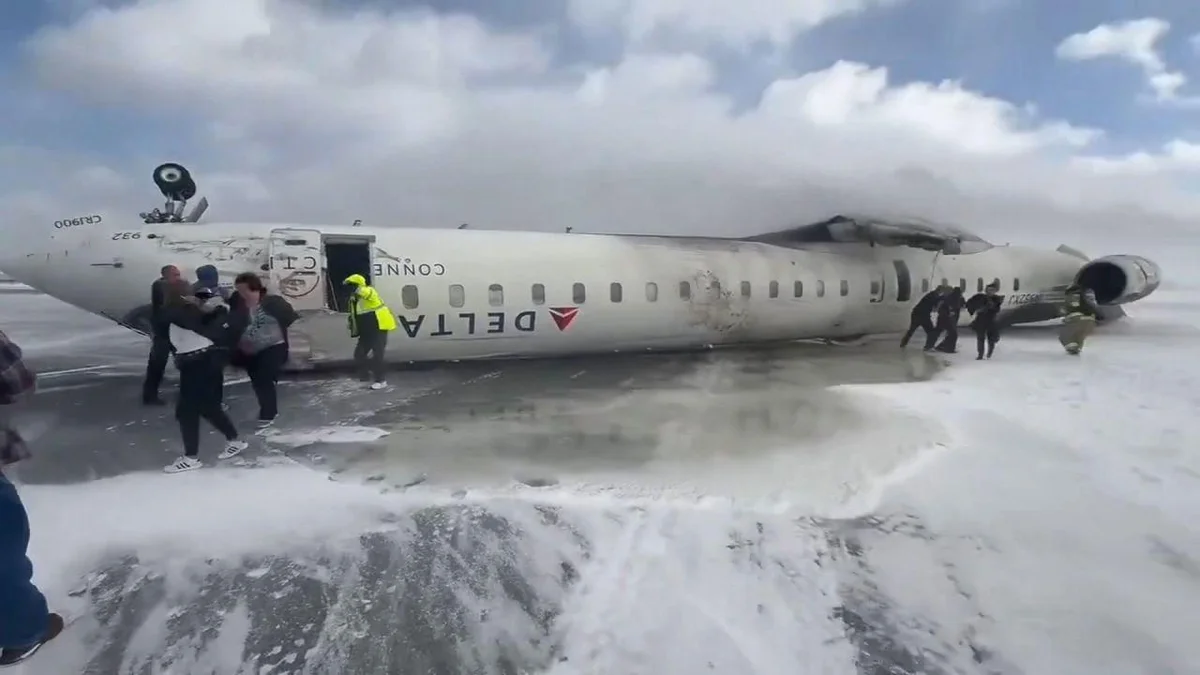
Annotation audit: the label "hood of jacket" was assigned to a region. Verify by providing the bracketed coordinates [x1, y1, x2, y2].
[344, 274, 366, 286]
[195, 265, 219, 287]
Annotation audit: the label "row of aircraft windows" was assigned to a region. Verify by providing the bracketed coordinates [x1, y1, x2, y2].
[395, 276, 1022, 309]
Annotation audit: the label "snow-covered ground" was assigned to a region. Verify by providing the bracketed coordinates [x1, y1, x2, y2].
[11, 245, 1200, 674]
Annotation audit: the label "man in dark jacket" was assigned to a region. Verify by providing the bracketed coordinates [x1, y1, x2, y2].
[0, 330, 65, 665]
[934, 287, 965, 353]
[966, 281, 1005, 360]
[142, 264, 182, 405]
[900, 283, 948, 350]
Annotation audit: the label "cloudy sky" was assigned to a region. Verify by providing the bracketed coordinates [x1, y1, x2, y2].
[1, 0, 1199, 240]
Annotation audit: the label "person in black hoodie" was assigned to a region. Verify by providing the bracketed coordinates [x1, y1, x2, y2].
[966, 281, 1005, 360]
[934, 287, 965, 353]
[160, 279, 250, 474]
[900, 283, 948, 350]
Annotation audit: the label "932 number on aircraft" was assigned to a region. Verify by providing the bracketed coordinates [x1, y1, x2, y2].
[112, 232, 142, 240]
[54, 215, 103, 228]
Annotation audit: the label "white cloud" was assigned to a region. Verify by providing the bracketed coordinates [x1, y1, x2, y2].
[1076, 139, 1200, 174]
[3, 0, 1200, 243]
[567, 0, 905, 49]
[1056, 18, 1188, 102]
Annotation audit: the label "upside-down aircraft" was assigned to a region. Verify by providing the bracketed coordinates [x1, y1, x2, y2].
[0, 164, 1162, 370]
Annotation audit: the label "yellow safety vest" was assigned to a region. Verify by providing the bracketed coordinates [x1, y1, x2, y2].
[344, 276, 397, 334]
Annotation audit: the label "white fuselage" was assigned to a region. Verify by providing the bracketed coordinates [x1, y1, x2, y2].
[0, 220, 1086, 366]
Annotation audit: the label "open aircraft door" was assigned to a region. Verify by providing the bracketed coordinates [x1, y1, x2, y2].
[268, 228, 325, 311]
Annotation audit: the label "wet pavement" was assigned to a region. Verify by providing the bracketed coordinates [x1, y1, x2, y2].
[6, 292, 944, 486]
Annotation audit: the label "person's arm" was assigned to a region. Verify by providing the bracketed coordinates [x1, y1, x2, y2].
[264, 296, 300, 328]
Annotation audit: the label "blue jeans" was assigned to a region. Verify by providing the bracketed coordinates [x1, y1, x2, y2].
[0, 471, 50, 648]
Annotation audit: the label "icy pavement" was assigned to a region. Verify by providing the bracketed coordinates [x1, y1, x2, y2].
[3, 274, 1200, 674]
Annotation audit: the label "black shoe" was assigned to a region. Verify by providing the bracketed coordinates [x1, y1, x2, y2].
[0, 613, 64, 665]
[976, 355, 983, 360]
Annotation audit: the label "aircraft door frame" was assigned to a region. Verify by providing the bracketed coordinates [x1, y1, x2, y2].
[268, 228, 325, 311]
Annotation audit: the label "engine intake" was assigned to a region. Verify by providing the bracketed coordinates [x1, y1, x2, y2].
[1075, 254, 1162, 305]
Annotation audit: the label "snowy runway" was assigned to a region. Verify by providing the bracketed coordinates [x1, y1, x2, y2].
[4, 278, 1200, 674]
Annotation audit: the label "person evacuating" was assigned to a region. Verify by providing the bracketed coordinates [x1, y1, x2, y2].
[966, 281, 1005, 360]
[1059, 282, 1099, 355]
[161, 279, 250, 473]
[142, 264, 182, 405]
[900, 283, 947, 350]
[0, 330, 65, 666]
[343, 274, 396, 389]
[933, 287, 965, 353]
[231, 272, 298, 427]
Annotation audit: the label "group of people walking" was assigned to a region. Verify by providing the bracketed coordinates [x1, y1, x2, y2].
[901, 279, 1100, 358]
[140, 265, 396, 473]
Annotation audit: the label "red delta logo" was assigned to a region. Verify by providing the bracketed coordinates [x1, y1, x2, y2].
[548, 306, 579, 332]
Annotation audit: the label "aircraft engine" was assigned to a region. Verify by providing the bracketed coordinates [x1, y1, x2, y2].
[1075, 254, 1162, 305]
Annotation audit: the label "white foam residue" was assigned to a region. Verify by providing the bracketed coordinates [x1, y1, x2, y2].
[831, 289, 1200, 674]
[259, 425, 390, 447]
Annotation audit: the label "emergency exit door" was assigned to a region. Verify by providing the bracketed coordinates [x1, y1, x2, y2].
[268, 228, 325, 311]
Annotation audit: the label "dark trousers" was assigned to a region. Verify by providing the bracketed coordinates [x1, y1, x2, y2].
[900, 314, 938, 349]
[974, 324, 1000, 358]
[353, 330, 388, 382]
[245, 344, 287, 420]
[175, 351, 238, 457]
[0, 472, 50, 649]
[935, 322, 958, 352]
[141, 334, 171, 402]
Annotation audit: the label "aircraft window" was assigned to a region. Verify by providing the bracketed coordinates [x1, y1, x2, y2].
[679, 281, 691, 300]
[740, 281, 751, 297]
[941, 277, 948, 287]
[921, 278, 930, 293]
[870, 280, 881, 296]
[448, 284, 465, 308]
[1013, 278, 1020, 291]
[646, 282, 658, 302]
[573, 282, 586, 303]
[977, 278, 984, 292]
[840, 280, 849, 296]
[611, 282, 623, 302]
[816, 280, 826, 297]
[769, 281, 779, 298]
[793, 280, 803, 297]
[531, 283, 545, 305]
[712, 281, 722, 295]
[958, 278, 966, 291]
[402, 285, 419, 309]
[991, 278, 1001, 290]
[488, 284, 504, 307]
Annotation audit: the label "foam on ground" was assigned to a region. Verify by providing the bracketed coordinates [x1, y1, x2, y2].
[829, 291, 1200, 674]
[258, 425, 391, 447]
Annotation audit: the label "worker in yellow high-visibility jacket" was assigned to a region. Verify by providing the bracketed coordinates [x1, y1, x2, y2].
[342, 274, 397, 388]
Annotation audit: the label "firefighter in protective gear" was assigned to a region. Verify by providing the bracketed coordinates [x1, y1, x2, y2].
[1059, 283, 1098, 355]
[343, 274, 397, 387]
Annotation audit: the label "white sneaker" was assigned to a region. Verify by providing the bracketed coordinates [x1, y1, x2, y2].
[370, 382, 386, 390]
[218, 440, 249, 460]
[164, 456, 202, 473]
[256, 418, 275, 429]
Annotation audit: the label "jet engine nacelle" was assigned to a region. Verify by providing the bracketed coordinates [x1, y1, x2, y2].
[1075, 254, 1162, 305]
